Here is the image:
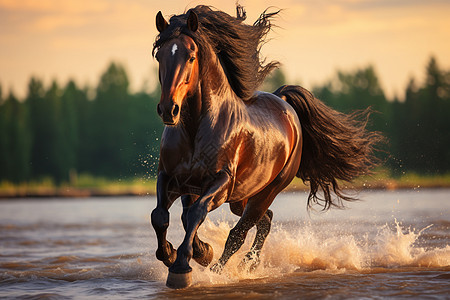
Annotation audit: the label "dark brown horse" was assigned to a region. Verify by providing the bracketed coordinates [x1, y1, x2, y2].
[151, 5, 381, 289]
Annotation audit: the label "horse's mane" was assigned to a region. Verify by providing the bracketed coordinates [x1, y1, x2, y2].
[153, 5, 279, 101]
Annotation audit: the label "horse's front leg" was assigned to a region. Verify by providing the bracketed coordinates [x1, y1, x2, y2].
[166, 171, 231, 289]
[151, 171, 178, 267]
[181, 195, 214, 267]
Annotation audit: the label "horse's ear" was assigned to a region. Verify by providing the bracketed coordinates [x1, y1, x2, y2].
[187, 11, 198, 32]
[156, 11, 168, 33]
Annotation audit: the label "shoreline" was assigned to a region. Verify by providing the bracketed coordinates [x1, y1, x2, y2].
[1, 178, 449, 199]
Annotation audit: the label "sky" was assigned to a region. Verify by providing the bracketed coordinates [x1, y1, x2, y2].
[1, 0, 449, 99]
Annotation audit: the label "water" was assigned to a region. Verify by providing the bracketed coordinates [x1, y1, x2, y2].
[1, 189, 449, 299]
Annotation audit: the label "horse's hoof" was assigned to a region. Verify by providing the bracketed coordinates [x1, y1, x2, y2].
[193, 242, 214, 267]
[239, 252, 260, 272]
[166, 270, 192, 289]
[210, 262, 224, 274]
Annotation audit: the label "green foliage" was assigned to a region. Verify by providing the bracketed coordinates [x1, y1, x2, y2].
[261, 68, 286, 92]
[311, 58, 450, 175]
[0, 62, 163, 184]
[0, 92, 31, 182]
[389, 57, 450, 174]
[0, 58, 449, 185]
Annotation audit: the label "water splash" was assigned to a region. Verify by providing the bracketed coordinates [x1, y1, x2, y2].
[188, 217, 450, 286]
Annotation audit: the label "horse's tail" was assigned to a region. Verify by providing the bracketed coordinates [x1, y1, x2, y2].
[273, 85, 383, 210]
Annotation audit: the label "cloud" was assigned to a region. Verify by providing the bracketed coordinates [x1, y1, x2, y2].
[0, 0, 151, 34]
[28, 15, 89, 32]
[0, 0, 108, 14]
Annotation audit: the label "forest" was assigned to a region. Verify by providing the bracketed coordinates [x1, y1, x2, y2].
[0, 57, 449, 184]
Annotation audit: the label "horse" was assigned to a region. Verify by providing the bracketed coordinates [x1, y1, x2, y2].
[151, 5, 381, 289]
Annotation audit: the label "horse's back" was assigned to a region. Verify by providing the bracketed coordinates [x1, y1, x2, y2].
[250, 91, 301, 129]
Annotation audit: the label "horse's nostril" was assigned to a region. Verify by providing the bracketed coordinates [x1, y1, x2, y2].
[157, 104, 163, 116]
[172, 104, 180, 117]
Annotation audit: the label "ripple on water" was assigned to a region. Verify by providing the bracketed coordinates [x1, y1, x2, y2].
[0, 193, 449, 299]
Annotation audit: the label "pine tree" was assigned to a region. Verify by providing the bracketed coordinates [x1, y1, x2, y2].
[0, 92, 31, 182]
[90, 62, 131, 177]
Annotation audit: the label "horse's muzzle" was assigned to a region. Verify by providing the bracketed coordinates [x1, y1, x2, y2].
[157, 102, 180, 125]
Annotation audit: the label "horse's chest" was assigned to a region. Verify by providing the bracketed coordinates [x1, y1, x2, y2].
[162, 143, 223, 196]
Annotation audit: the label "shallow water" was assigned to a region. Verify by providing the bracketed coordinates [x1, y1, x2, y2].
[0, 189, 449, 299]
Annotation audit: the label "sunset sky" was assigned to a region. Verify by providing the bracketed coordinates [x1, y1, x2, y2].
[1, 0, 449, 99]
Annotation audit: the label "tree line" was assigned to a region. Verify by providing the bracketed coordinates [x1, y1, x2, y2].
[0, 57, 449, 184]
[0, 63, 163, 183]
[311, 57, 450, 175]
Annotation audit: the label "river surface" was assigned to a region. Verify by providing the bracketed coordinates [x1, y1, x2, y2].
[0, 189, 449, 299]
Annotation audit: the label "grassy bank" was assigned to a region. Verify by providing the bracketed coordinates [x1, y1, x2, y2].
[1, 170, 449, 198]
[0, 174, 157, 198]
[286, 169, 450, 192]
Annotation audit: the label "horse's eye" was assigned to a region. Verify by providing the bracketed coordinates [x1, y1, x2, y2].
[189, 56, 196, 63]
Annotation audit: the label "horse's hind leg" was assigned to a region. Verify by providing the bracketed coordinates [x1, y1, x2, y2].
[239, 209, 273, 271]
[181, 195, 214, 267]
[151, 171, 178, 267]
[210, 198, 275, 274]
[228, 199, 273, 270]
[211, 162, 298, 274]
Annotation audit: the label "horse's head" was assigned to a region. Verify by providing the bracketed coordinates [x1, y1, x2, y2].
[154, 11, 200, 126]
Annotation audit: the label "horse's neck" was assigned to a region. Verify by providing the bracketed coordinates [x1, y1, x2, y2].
[199, 57, 239, 117]
[177, 89, 202, 139]
[179, 56, 241, 139]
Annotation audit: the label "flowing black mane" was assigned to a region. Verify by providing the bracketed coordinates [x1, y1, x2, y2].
[153, 5, 279, 101]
